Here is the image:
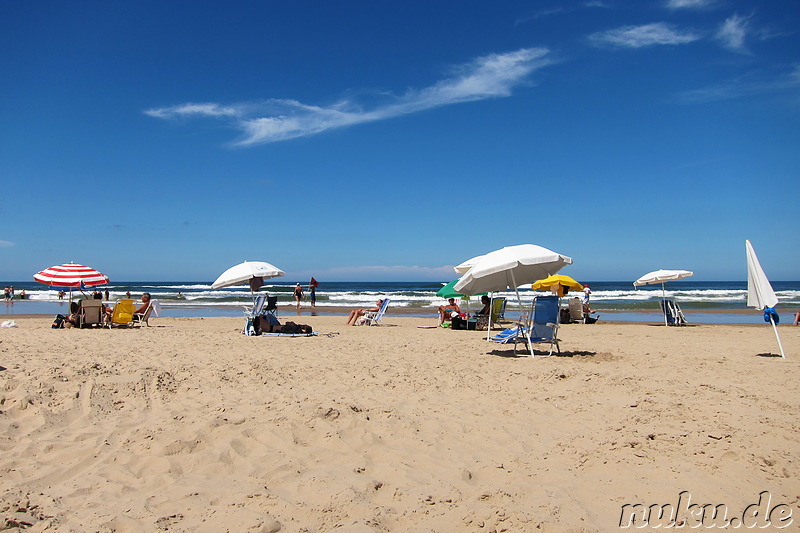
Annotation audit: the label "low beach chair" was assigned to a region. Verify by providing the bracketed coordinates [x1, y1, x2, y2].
[567, 297, 584, 324]
[361, 298, 390, 326]
[133, 300, 157, 327]
[264, 296, 278, 319]
[491, 297, 507, 323]
[108, 299, 135, 328]
[660, 299, 687, 326]
[79, 299, 104, 328]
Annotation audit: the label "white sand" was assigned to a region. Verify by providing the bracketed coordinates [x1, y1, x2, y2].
[1, 316, 798, 531]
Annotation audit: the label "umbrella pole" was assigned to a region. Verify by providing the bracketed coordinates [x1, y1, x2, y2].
[768, 316, 786, 359]
[486, 292, 492, 340]
[509, 270, 532, 357]
[662, 283, 667, 326]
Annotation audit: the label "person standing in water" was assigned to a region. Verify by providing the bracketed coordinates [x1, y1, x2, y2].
[293, 283, 304, 310]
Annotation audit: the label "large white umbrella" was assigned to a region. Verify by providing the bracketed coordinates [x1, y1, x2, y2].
[454, 244, 573, 339]
[633, 269, 694, 326]
[212, 261, 285, 291]
[746, 240, 785, 358]
[453, 254, 485, 275]
[454, 245, 572, 296]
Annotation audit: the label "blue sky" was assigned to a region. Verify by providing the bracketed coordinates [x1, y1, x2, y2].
[2, 0, 798, 282]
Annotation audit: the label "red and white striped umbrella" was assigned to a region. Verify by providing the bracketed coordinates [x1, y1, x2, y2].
[33, 262, 109, 287]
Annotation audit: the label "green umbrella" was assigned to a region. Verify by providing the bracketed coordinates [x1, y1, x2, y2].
[436, 280, 487, 299]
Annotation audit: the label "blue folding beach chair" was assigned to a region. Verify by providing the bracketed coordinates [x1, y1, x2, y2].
[660, 299, 687, 326]
[362, 298, 390, 326]
[517, 295, 561, 357]
[243, 294, 268, 336]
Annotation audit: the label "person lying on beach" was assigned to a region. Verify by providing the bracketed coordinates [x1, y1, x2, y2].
[438, 298, 461, 326]
[347, 299, 383, 326]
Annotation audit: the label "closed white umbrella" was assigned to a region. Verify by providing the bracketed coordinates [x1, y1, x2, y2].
[212, 261, 285, 291]
[745, 240, 785, 358]
[633, 269, 694, 326]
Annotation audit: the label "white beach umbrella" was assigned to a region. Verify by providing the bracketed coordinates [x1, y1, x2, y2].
[211, 261, 285, 292]
[454, 244, 573, 339]
[454, 245, 572, 296]
[633, 269, 694, 287]
[633, 269, 694, 326]
[745, 240, 785, 358]
[453, 254, 485, 275]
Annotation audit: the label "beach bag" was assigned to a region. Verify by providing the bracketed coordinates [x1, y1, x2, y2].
[52, 314, 65, 329]
[451, 316, 466, 330]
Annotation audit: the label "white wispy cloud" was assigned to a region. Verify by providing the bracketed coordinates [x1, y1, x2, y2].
[144, 103, 240, 119]
[665, 0, 715, 9]
[589, 23, 700, 48]
[145, 48, 553, 146]
[716, 13, 751, 52]
[0, 240, 15, 247]
[675, 64, 800, 103]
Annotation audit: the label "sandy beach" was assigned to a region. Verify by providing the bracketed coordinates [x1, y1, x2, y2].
[1, 315, 798, 531]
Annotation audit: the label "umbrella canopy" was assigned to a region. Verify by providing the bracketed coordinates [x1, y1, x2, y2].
[454, 244, 572, 296]
[746, 240, 777, 310]
[436, 279, 488, 299]
[453, 254, 485, 275]
[34, 262, 109, 287]
[633, 269, 693, 287]
[532, 274, 584, 293]
[211, 261, 285, 290]
[745, 240, 784, 358]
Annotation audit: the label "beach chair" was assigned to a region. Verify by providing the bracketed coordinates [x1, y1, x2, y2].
[243, 294, 268, 335]
[567, 297, 584, 324]
[108, 299, 135, 328]
[660, 300, 687, 326]
[491, 297, 507, 323]
[361, 298, 390, 326]
[78, 299, 104, 328]
[133, 300, 157, 327]
[264, 296, 278, 319]
[490, 326, 525, 345]
[517, 295, 561, 357]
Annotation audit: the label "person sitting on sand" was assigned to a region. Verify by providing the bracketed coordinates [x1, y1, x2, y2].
[438, 297, 461, 326]
[474, 295, 491, 317]
[794, 310, 800, 326]
[347, 299, 383, 326]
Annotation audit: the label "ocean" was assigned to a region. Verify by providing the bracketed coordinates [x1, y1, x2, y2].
[3, 280, 799, 324]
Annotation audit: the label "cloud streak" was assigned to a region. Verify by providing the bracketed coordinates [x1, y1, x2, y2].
[146, 48, 553, 146]
[665, 0, 716, 9]
[0, 240, 14, 247]
[589, 23, 700, 48]
[675, 64, 800, 103]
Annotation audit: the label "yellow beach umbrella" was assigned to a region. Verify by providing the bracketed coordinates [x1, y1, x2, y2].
[532, 274, 584, 293]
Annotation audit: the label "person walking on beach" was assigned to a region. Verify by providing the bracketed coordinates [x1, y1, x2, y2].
[583, 284, 592, 305]
[293, 283, 304, 310]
